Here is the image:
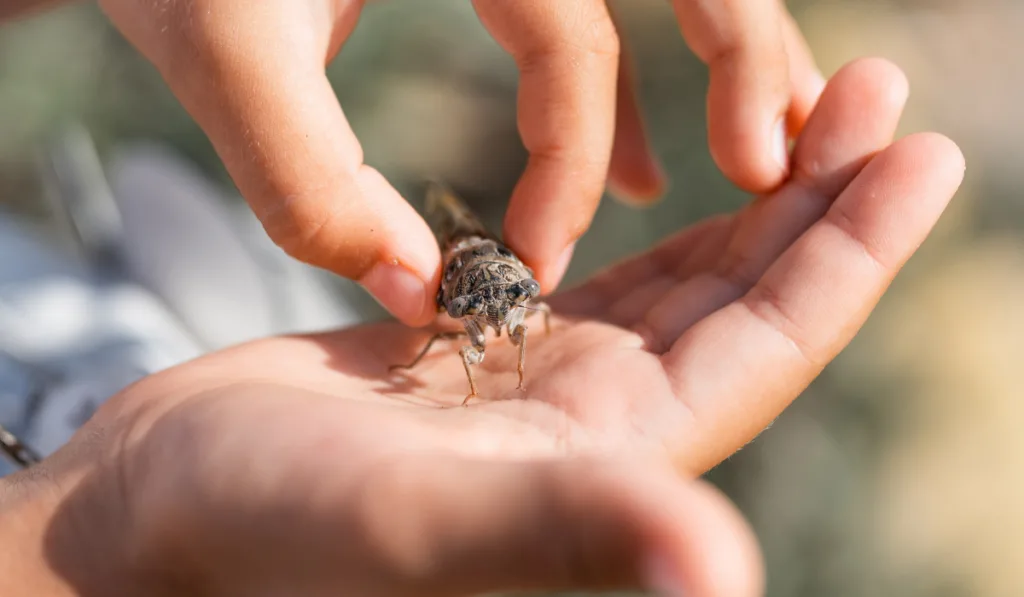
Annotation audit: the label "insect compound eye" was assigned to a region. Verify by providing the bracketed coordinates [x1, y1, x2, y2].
[447, 296, 470, 318]
[521, 278, 541, 298]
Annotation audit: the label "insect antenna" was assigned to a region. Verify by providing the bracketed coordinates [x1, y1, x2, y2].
[517, 304, 546, 313]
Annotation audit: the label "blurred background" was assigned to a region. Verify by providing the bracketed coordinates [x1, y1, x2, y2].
[0, 0, 1019, 595]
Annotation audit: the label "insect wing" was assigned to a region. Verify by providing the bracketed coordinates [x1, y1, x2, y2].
[424, 181, 494, 248]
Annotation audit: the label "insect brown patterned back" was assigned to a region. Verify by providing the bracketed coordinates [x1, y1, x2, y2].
[389, 182, 550, 405]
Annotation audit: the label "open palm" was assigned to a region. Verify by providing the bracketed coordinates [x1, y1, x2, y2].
[36, 58, 963, 597]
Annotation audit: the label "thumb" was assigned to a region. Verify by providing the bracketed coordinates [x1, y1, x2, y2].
[172, 58, 442, 327]
[356, 455, 764, 597]
[98, 0, 441, 326]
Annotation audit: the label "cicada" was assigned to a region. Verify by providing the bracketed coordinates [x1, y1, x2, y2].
[389, 182, 551, 405]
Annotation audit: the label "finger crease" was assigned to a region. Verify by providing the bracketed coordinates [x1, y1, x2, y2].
[715, 251, 762, 298]
[825, 204, 891, 272]
[739, 284, 819, 368]
[274, 197, 341, 260]
[528, 146, 612, 173]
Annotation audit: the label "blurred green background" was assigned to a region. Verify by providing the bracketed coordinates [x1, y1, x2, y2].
[1, 1, 1019, 595]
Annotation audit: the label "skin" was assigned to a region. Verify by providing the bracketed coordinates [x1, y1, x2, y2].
[0, 59, 965, 597]
[2, 0, 826, 326]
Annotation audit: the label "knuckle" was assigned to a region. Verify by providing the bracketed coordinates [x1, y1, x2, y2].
[523, 3, 620, 63]
[577, 8, 620, 59]
[531, 145, 610, 179]
[257, 184, 379, 280]
[258, 193, 335, 263]
[826, 203, 890, 271]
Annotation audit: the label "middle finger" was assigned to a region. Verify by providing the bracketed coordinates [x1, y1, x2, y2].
[472, 0, 620, 294]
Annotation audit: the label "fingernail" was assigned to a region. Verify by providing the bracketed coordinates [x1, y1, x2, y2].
[548, 242, 576, 292]
[810, 70, 827, 102]
[643, 552, 687, 597]
[360, 261, 429, 324]
[772, 116, 790, 174]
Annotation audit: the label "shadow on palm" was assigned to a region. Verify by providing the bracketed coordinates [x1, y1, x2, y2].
[250, 58, 964, 475]
[105, 58, 960, 483]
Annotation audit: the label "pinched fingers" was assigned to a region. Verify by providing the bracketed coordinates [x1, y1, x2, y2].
[98, 0, 441, 326]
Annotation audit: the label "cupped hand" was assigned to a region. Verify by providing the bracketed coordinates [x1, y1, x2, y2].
[3, 58, 963, 597]
[94, 0, 825, 326]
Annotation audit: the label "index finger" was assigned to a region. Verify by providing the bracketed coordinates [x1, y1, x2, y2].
[472, 0, 620, 293]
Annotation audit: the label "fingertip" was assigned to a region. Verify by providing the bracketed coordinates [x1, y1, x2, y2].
[677, 482, 765, 597]
[630, 474, 763, 597]
[608, 35, 668, 207]
[526, 459, 764, 597]
[891, 131, 967, 188]
[351, 166, 441, 327]
[833, 56, 909, 110]
[548, 241, 576, 292]
[501, 160, 598, 294]
[695, 23, 794, 193]
[932, 133, 967, 178]
[524, 241, 576, 296]
[790, 56, 914, 198]
[607, 153, 669, 207]
[706, 88, 792, 195]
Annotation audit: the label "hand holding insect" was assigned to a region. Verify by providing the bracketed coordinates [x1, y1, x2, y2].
[0, 59, 964, 597]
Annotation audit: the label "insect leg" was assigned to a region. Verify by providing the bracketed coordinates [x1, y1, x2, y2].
[388, 331, 466, 372]
[459, 321, 486, 406]
[510, 322, 529, 390]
